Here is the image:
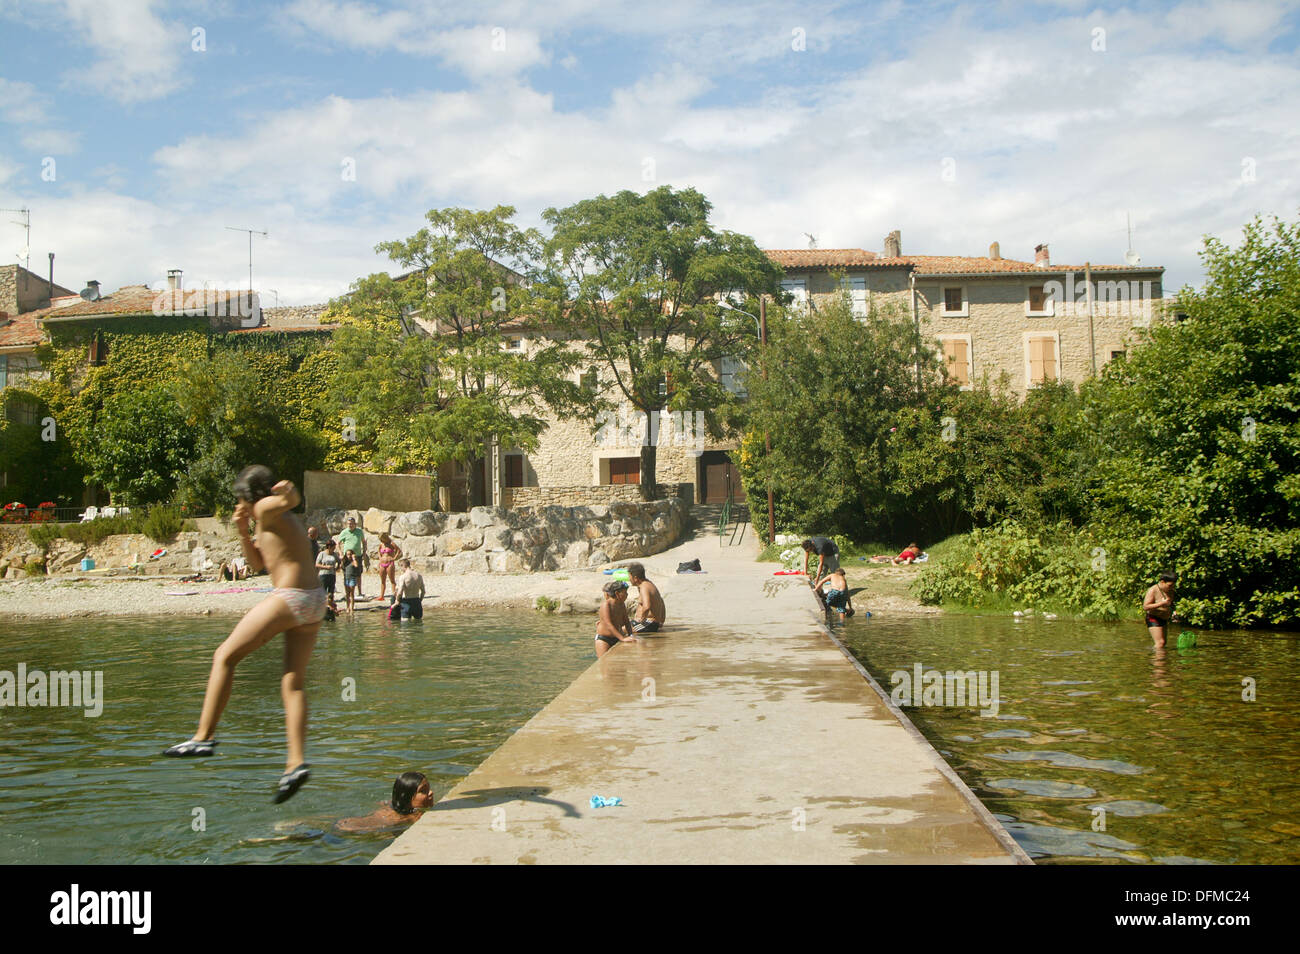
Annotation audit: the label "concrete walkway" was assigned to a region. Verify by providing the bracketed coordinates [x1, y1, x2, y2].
[374, 519, 1030, 864]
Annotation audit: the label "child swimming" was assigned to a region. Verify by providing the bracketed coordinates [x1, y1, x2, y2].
[163, 465, 325, 803]
[335, 771, 434, 832]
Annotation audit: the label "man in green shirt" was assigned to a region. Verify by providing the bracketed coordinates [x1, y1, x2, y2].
[336, 516, 367, 597]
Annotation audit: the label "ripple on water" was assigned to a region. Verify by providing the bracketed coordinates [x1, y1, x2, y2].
[990, 778, 1097, 799]
[1003, 820, 1141, 860]
[988, 750, 1145, 775]
[1089, 800, 1169, 817]
[1043, 680, 1093, 686]
[982, 728, 1033, 739]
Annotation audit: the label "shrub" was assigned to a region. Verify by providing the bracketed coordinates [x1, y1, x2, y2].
[141, 503, 185, 542]
[27, 523, 63, 550]
[24, 559, 46, 577]
[534, 596, 559, 613]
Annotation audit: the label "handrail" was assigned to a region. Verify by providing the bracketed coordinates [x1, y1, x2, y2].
[718, 494, 732, 545]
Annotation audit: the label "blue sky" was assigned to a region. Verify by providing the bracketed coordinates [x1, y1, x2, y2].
[1, 0, 1297, 304]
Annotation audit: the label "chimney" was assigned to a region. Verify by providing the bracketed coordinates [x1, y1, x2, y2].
[884, 230, 901, 258]
[167, 269, 183, 292]
[989, 242, 1001, 261]
[1034, 243, 1050, 267]
[86, 280, 101, 300]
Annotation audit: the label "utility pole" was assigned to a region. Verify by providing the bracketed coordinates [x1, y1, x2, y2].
[2, 207, 31, 269]
[225, 226, 267, 293]
[761, 296, 775, 547]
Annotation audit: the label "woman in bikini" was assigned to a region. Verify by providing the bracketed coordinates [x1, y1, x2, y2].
[163, 465, 324, 803]
[376, 532, 402, 603]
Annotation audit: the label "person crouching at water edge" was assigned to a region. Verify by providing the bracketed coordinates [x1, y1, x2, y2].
[595, 580, 639, 657]
[816, 566, 856, 617]
[163, 465, 325, 803]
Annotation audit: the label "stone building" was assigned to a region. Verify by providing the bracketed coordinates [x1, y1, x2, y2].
[766, 233, 1165, 392]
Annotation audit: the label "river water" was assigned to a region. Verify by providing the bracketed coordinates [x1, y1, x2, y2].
[0, 610, 592, 864]
[839, 614, 1300, 864]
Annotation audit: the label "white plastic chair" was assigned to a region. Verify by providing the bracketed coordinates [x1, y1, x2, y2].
[101, 507, 117, 519]
[118, 506, 131, 516]
[79, 507, 99, 523]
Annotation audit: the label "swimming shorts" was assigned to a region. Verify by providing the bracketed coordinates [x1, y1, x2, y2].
[1145, 615, 1169, 629]
[824, 588, 848, 611]
[595, 634, 620, 649]
[632, 620, 661, 633]
[273, 586, 327, 626]
[399, 596, 423, 620]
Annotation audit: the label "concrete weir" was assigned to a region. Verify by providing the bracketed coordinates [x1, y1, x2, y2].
[374, 529, 1031, 865]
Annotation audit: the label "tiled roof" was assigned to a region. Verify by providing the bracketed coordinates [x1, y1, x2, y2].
[767, 249, 1162, 275]
[0, 313, 44, 348]
[30, 286, 253, 320]
[765, 249, 878, 268]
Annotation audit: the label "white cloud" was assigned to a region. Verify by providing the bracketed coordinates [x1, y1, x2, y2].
[60, 0, 189, 103]
[0, 78, 48, 125]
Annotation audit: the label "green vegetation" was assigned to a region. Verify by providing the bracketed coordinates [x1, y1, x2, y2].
[25, 505, 196, 549]
[534, 595, 559, 613]
[543, 186, 786, 493]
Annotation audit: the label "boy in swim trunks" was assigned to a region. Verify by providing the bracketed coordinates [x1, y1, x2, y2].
[163, 465, 324, 803]
[595, 580, 638, 657]
[815, 566, 855, 617]
[627, 562, 665, 634]
[1142, 572, 1177, 649]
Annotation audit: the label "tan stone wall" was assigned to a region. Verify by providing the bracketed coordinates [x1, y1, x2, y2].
[304, 470, 432, 512]
[505, 483, 693, 508]
[0, 264, 75, 315]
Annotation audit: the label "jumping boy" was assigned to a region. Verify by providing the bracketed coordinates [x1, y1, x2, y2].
[595, 580, 639, 657]
[627, 562, 665, 634]
[163, 465, 324, 803]
[1142, 572, 1177, 649]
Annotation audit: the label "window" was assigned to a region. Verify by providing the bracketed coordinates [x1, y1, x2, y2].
[718, 356, 746, 396]
[1110, 349, 1126, 362]
[780, 278, 807, 308]
[941, 286, 968, 317]
[5, 394, 40, 426]
[1026, 284, 1053, 317]
[844, 276, 867, 317]
[504, 336, 523, 350]
[657, 372, 675, 400]
[607, 457, 640, 484]
[1025, 334, 1059, 386]
[504, 454, 525, 488]
[939, 336, 971, 387]
[580, 366, 598, 392]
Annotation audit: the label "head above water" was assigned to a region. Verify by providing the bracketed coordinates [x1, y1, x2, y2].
[391, 771, 430, 815]
[233, 465, 276, 503]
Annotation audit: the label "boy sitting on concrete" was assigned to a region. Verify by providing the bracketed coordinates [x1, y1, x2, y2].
[627, 562, 665, 633]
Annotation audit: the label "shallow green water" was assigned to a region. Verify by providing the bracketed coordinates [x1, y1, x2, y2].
[838, 614, 1300, 864]
[0, 610, 593, 864]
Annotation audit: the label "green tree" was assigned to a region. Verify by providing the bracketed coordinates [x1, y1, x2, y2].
[329, 206, 584, 503]
[1082, 213, 1300, 625]
[543, 186, 786, 495]
[738, 292, 942, 539]
[82, 386, 196, 505]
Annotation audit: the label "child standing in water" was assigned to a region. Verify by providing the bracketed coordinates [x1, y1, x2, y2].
[163, 466, 324, 803]
[594, 580, 638, 657]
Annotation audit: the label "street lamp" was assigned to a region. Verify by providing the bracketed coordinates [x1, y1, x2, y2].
[717, 298, 775, 546]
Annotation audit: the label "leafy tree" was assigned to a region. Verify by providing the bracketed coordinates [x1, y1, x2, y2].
[1080, 213, 1300, 626]
[738, 292, 942, 539]
[82, 386, 196, 505]
[329, 206, 585, 503]
[543, 186, 786, 495]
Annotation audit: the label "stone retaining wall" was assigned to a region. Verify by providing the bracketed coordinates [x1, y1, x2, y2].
[308, 498, 687, 574]
[503, 483, 693, 509]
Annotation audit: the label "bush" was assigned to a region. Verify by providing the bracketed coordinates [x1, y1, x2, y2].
[27, 523, 63, 550]
[24, 559, 46, 577]
[63, 511, 145, 545]
[141, 503, 186, 542]
[534, 596, 558, 613]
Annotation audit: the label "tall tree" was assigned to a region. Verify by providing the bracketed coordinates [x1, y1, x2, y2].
[329, 206, 584, 503]
[543, 186, 786, 495]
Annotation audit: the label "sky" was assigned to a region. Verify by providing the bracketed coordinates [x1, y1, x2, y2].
[0, 0, 1297, 305]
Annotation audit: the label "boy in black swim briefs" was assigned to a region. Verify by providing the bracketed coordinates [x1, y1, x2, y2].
[595, 580, 638, 657]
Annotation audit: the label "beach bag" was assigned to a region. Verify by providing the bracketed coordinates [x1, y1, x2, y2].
[676, 559, 702, 573]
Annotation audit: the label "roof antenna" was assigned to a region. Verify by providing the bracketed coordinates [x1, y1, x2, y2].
[804, 233, 817, 249]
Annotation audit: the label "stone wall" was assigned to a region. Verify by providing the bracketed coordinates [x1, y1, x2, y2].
[504, 483, 693, 509]
[304, 470, 432, 513]
[0, 264, 80, 315]
[307, 498, 687, 574]
[261, 304, 330, 327]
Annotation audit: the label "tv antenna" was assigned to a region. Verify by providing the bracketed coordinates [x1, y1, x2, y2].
[2, 207, 30, 269]
[804, 232, 817, 249]
[225, 226, 267, 293]
[1118, 212, 1140, 264]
